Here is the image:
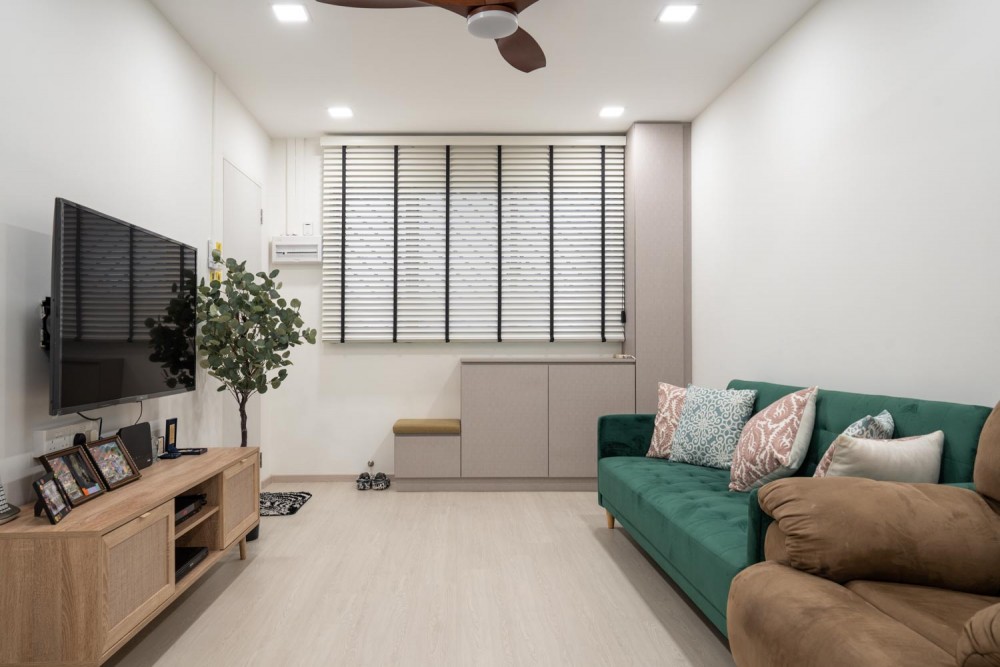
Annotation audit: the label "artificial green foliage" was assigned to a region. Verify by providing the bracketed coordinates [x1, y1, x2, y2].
[196, 250, 317, 445]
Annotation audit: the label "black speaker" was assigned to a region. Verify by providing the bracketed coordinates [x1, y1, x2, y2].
[118, 422, 153, 470]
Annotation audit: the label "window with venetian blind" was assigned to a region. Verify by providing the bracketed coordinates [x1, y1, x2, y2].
[320, 137, 625, 343]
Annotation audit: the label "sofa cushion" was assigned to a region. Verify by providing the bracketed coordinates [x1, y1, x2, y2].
[758, 476, 1000, 594]
[728, 562, 954, 667]
[670, 385, 758, 469]
[598, 456, 749, 619]
[846, 581, 999, 657]
[958, 603, 1000, 667]
[647, 382, 686, 459]
[730, 387, 817, 491]
[727, 380, 991, 482]
[821, 431, 945, 483]
[815, 410, 895, 476]
[974, 403, 1000, 503]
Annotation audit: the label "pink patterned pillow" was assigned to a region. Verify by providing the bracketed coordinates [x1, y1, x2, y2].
[729, 387, 818, 492]
[646, 383, 686, 459]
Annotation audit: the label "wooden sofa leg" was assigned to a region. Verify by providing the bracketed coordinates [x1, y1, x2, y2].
[606, 510, 615, 529]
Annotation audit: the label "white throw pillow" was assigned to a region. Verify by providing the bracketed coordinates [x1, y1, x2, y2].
[823, 431, 945, 483]
[815, 410, 895, 477]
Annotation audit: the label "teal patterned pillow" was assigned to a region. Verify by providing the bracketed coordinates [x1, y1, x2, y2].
[669, 385, 758, 469]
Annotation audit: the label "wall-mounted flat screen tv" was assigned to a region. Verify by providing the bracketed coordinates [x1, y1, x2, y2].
[50, 198, 197, 415]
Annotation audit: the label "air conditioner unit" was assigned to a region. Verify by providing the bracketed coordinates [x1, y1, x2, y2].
[271, 236, 322, 264]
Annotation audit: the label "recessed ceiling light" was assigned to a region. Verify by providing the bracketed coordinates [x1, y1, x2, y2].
[658, 4, 698, 23]
[599, 106, 625, 119]
[327, 106, 354, 119]
[272, 4, 309, 23]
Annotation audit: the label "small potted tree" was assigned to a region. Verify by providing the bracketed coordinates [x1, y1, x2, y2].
[196, 251, 317, 447]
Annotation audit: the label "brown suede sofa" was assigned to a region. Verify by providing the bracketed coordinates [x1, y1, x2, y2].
[728, 402, 1000, 667]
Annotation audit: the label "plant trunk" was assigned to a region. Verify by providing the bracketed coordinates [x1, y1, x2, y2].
[239, 396, 249, 447]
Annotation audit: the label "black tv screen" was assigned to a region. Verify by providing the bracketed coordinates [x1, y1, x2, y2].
[50, 199, 197, 415]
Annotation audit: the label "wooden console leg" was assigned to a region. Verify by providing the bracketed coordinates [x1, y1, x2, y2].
[606, 510, 615, 529]
[239, 537, 248, 561]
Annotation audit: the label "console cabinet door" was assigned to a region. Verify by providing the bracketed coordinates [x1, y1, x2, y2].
[102, 501, 175, 652]
[461, 364, 549, 477]
[222, 454, 260, 548]
[549, 364, 636, 477]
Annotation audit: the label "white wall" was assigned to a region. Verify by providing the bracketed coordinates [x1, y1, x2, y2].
[261, 139, 619, 477]
[0, 0, 271, 503]
[211, 78, 272, 474]
[691, 0, 1000, 407]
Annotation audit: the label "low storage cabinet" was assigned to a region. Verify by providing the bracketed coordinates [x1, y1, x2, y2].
[0, 448, 260, 667]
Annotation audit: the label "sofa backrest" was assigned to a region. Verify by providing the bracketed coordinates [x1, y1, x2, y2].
[727, 380, 992, 483]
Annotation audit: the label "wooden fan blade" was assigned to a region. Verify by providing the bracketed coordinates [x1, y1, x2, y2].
[496, 27, 545, 72]
[314, 0, 429, 8]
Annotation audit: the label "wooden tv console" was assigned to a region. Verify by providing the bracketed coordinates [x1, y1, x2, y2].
[0, 447, 260, 666]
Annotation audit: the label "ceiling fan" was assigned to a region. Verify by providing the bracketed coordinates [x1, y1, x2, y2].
[314, 0, 547, 73]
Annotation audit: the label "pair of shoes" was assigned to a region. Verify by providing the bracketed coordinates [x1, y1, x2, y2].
[356, 473, 372, 490]
[372, 472, 390, 491]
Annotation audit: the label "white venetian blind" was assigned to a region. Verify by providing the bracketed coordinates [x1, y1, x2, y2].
[321, 138, 625, 344]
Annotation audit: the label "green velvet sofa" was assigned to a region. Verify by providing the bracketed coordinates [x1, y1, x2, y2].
[597, 379, 992, 636]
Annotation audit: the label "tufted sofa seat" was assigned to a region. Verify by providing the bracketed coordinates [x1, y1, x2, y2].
[599, 457, 748, 630]
[597, 380, 992, 636]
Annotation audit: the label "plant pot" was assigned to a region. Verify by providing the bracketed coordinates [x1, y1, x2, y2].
[247, 524, 260, 542]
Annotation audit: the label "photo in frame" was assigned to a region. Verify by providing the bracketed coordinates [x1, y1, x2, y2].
[32, 474, 72, 525]
[84, 436, 142, 490]
[41, 445, 106, 506]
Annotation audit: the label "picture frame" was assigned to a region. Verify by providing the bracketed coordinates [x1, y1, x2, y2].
[84, 436, 142, 490]
[32, 474, 72, 525]
[41, 445, 106, 507]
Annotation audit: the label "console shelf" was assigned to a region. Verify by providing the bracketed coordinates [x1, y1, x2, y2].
[0, 447, 260, 667]
[174, 504, 220, 540]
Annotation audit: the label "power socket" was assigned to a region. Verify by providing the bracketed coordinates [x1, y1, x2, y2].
[34, 422, 100, 458]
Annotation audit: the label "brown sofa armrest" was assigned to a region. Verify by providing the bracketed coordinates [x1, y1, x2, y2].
[958, 604, 1000, 667]
[757, 477, 1000, 594]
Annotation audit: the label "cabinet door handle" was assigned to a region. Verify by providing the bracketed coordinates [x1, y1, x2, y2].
[240, 458, 252, 465]
[140, 511, 152, 519]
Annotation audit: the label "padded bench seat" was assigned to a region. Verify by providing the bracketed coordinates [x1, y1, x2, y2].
[392, 419, 462, 436]
[394, 419, 462, 480]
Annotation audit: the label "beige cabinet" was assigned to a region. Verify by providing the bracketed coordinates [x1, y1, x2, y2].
[549, 364, 637, 477]
[459, 360, 636, 481]
[102, 501, 175, 651]
[222, 453, 260, 548]
[461, 363, 549, 477]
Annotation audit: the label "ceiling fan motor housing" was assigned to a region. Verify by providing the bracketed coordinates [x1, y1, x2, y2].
[467, 5, 519, 40]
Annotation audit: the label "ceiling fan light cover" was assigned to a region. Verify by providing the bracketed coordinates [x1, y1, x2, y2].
[467, 9, 519, 40]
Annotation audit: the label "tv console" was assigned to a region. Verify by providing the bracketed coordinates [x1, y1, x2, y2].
[0, 447, 260, 666]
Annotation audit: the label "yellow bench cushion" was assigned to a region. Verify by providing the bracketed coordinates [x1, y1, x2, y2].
[393, 419, 462, 436]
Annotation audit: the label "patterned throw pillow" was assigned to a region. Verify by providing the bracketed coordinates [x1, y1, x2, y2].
[815, 410, 894, 477]
[820, 431, 944, 483]
[669, 385, 758, 469]
[647, 383, 686, 459]
[729, 387, 818, 492]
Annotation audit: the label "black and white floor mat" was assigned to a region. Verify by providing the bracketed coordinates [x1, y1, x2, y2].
[260, 491, 312, 516]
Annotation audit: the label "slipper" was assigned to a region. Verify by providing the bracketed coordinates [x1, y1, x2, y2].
[372, 472, 390, 491]
[356, 472, 372, 491]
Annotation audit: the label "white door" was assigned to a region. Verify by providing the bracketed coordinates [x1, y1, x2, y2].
[222, 160, 262, 447]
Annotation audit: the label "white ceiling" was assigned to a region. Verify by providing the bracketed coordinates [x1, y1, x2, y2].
[151, 0, 818, 137]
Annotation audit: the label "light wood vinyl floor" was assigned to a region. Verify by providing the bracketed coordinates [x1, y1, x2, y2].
[108, 483, 735, 667]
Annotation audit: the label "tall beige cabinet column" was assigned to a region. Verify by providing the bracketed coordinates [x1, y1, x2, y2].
[624, 123, 691, 413]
